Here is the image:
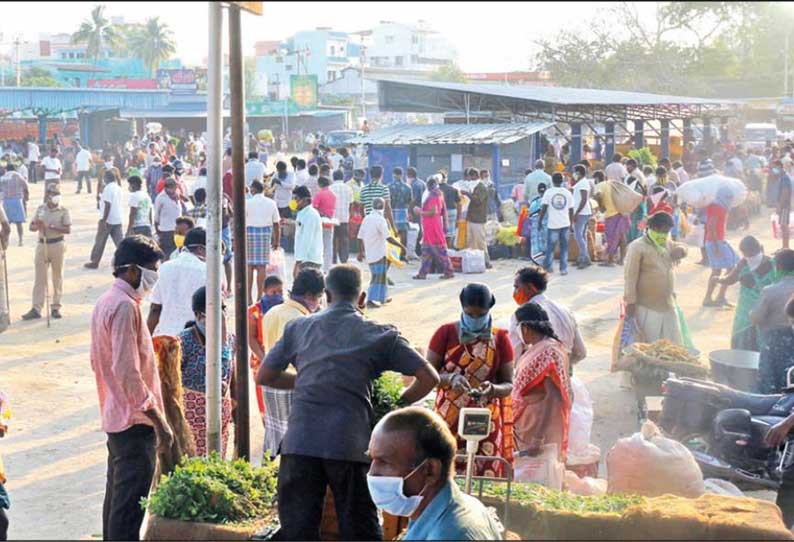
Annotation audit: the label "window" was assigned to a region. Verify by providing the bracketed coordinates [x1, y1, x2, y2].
[394, 56, 403, 67]
[327, 70, 336, 81]
[385, 35, 395, 44]
[411, 34, 419, 45]
[286, 64, 293, 71]
[330, 45, 335, 56]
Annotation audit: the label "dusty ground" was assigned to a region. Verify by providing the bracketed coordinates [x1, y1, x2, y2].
[0, 177, 774, 539]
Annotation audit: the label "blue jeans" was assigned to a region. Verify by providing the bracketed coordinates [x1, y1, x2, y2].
[574, 214, 591, 265]
[543, 227, 569, 272]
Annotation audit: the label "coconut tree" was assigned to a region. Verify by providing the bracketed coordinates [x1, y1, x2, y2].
[71, 5, 119, 64]
[127, 17, 176, 76]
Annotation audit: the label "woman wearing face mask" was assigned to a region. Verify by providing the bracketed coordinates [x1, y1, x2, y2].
[178, 286, 235, 457]
[767, 159, 784, 209]
[711, 236, 776, 351]
[511, 302, 571, 460]
[426, 283, 514, 477]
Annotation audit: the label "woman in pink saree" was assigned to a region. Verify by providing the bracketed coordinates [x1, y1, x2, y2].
[511, 302, 572, 460]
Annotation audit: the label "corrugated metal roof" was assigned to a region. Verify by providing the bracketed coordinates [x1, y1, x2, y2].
[372, 77, 736, 106]
[351, 122, 553, 145]
[0, 87, 170, 112]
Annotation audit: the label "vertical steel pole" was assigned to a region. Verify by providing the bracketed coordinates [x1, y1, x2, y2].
[206, 0, 224, 455]
[786, 33, 790, 97]
[228, 3, 251, 461]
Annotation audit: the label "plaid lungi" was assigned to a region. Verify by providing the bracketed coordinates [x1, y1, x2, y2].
[393, 207, 409, 232]
[246, 226, 272, 266]
[263, 386, 293, 458]
[368, 257, 389, 303]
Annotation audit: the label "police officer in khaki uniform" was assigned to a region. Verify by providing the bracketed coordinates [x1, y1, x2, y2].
[22, 186, 71, 320]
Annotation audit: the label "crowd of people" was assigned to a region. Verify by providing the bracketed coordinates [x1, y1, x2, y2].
[8, 124, 794, 541]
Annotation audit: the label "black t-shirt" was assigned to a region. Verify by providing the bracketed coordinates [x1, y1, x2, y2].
[439, 183, 461, 210]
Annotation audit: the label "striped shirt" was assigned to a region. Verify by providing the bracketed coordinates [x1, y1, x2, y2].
[359, 181, 390, 215]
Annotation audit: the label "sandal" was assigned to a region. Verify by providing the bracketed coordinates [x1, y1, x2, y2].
[413, 274, 427, 280]
[441, 274, 455, 280]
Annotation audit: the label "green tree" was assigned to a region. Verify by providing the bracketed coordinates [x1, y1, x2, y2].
[126, 17, 176, 76]
[20, 67, 62, 88]
[71, 5, 119, 64]
[430, 62, 466, 83]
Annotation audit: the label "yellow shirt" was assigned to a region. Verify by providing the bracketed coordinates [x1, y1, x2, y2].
[596, 181, 619, 218]
[261, 298, 312, 375]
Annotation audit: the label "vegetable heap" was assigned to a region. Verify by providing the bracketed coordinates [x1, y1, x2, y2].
[465, 481, 644, 514]
[634, 340, 700, 365]
[143, 453, 277, 524]
[372, 371, 404, 425]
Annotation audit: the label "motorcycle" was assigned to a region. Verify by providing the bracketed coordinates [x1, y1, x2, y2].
[659, 373, 794, 490]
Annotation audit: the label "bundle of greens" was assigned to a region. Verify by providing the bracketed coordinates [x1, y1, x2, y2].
[143, 453, 278, 524]
[464, 481, 644, 514]
[372, 371, 404, 425]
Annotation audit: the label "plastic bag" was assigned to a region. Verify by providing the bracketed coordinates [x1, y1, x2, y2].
[563, 470, 607, 496]
[568, 377, 594, 457]
[514, 443, 564, 490]
[406, 224, 419, 259]
[611, 308, 644, 373]
[266, 248, 287, 281]
[676, 174, 748, 209]
[606, 421, 705, 498]
[500, 200, 518, 226]
[684, 223, 705, 247]
[610, 181, 644, 215]
[461, 249, 486, 274]
[675, 304, 696, 352]
[485, 220, 500, 245]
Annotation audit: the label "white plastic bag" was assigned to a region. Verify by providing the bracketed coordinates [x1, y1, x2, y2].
[564, 470, 607, 496]
[568, 376, 594, 458]
[514, 443, 564, 490]
[703, 478, 743, 497]
[675, 174, 747, 209]
[685, 223, 705, 247]
[461, 249, 486, 274]
[606, 421, 704, 497]
[266, 248, 287, 281]
[406, 224, 419, 259]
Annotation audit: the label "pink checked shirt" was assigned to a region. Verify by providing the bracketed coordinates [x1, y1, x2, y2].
[90, 278, 164, 433]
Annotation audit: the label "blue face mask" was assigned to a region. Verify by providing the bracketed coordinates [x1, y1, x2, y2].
[461, 312, 489, 332]
[195, 317, 206, 336]
[366, 460, 427, 517]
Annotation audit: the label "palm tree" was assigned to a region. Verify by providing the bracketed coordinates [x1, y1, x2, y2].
[71, 5, 119, 64]
[127, 17, 176, 77]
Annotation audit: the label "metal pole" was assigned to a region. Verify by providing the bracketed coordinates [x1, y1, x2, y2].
[15, 37, 20, 88]
[360, 47, 366, 124]
[228, 2, 250, 461]
[786, 33, 790, 97]
[206, 0, 224, 455]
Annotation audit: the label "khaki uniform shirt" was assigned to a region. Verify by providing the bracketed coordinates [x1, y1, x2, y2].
[34, 204, 71, 241]
[624, 235, 686, 312]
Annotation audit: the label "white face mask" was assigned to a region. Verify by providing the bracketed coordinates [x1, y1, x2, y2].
[747, 252, 764, 271]
[50, 195, 61, 206]
[366, 460, 427, 517]
[136, 265, 159, 296]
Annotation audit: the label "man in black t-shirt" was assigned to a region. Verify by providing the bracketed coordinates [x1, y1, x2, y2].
[438, 173, 461, 248]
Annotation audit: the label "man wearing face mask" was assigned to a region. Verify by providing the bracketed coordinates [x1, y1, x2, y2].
[509, 265, 586, 365]
[623, 212, 688, 344]
[367, 407, 502, 540]
[147, 227, 208, 337]
[257, 265, 440, 541]
[22, 187, 71, 321]
[291, 185, 324, 278]
[90, 235, 173, 541]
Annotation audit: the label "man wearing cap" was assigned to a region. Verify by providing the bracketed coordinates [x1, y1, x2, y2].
[524, 159, 551, 206]
[154, 177, 183, 257]
[84, 170, 125, 269]
[147, 227, 208, 337]
[22, 187, 71, 320]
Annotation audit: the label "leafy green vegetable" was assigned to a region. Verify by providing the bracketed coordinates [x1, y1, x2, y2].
[460, 480, 644, 514]
[143, 453, 278, 524]
[627, 147, 657, 168]
[372, 371, 404, 425]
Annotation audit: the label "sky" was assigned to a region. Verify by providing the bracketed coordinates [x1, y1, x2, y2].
[0, 1, 658, 72]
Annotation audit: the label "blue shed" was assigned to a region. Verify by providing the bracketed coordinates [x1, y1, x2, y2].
[352, 122, 552, 198]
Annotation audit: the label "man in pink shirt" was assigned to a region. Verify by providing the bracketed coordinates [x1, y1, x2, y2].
[313, 176, 337, 271]
[90, 235, 173, 541]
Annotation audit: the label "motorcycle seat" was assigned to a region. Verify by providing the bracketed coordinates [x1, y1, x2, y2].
[721, 389, 782, 415]
[751, 415, 787, 428]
